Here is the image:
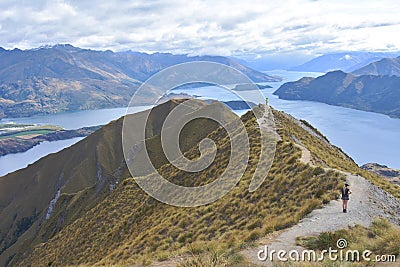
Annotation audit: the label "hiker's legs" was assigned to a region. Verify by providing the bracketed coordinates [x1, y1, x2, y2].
[343, 200, 348, 210]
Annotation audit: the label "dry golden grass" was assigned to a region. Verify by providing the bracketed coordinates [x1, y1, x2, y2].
[294, 218, 400, 267]
[20, 107, 351, 267]
[273, 111, 400, 200]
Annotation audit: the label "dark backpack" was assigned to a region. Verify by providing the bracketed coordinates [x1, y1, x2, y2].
[341, 187, 349, 197]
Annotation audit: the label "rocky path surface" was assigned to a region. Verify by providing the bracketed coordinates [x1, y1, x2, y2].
[242, 144, 400, 266]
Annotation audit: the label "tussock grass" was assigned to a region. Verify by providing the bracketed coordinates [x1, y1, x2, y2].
[274, 110, 400, 200]
[23, 105, 400, 267]
[295, 218, 400, 267]
[177, 242, 246, 267]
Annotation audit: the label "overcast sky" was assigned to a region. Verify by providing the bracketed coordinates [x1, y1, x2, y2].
[1, 0, 399, 61]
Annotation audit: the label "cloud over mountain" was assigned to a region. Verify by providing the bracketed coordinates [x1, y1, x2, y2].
[1, 0, 400, 58]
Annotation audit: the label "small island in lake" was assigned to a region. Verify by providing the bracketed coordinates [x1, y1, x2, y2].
[232, 83, 272, 91]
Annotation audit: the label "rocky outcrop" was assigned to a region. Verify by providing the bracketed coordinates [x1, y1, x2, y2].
[361, 163, 400, 186]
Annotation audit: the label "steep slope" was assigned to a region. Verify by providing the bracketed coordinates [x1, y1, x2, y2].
[0, 45, 141, 118]
[274, 70, 400, 118]
[352, 56, 400, 76]
[2, 100, 397, 266]
[16, 107, 398, 266]
[0, 45, 279, 118]
[290, 52, 400, 73]
[0, 99, 223, 266]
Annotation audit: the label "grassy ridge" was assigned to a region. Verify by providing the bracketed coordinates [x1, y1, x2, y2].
[274, 111, 400, 200]
[4, 102, 396, 266]
[21, 107, 348, 266]
[0, 100, 222, 266]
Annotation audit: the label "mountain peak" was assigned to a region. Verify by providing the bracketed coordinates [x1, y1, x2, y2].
[29, 43, 78, 51]
[291, 52, 400, 72]
[329, 69, 347, 74]
[352, 55, 400, 76]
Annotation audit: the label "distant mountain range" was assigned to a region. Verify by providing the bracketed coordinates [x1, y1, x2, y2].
[0, 44, 279, 118]
[290, 52, 400, 73]
[352, 56, 400, 76]
[274, 70, 400, 118]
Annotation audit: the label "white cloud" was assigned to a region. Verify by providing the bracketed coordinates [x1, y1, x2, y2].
[0, 0, 399, 58]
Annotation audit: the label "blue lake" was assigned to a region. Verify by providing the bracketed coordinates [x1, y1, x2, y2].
[168, 69, 400, 169]
[0, 106, 149, 129]
[0, 137, 84, 176]
[0, 70, 399, 176]
[0, 106, 150, 176]
[264, 70, 400, 169]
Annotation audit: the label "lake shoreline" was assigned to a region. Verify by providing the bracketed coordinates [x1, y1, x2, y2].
[1, 70, 399, 176]
[0, 125, 101, 157]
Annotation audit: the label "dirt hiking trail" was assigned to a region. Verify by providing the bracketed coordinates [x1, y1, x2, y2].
[242, 144, 400, 266]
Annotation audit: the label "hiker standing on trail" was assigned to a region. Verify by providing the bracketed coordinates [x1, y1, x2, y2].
[341, 183, 351, 213]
